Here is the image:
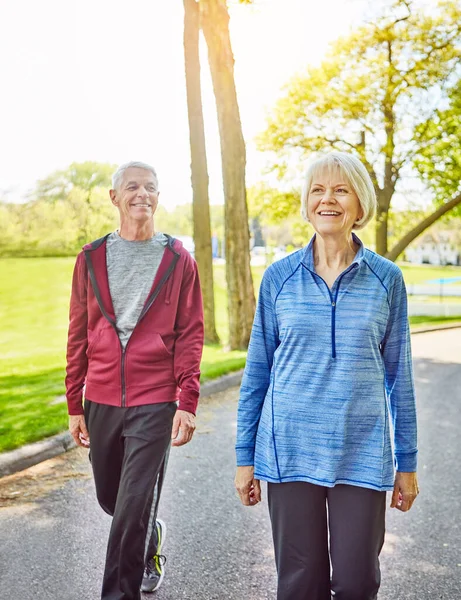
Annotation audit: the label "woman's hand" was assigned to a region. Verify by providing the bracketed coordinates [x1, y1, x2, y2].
[391, 471, 419, 512]
[235, 466, 261, 506]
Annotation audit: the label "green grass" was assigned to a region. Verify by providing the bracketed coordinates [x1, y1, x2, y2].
[0, 257, 460, 453]
[409, 315, 461, 328]
[0, 258, 262, 452]
[399, 263, 461, 285]
[0, 258, 75, 451]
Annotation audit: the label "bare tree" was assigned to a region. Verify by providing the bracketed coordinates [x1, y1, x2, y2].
[200, 0, 255, 349]
[183, 0, 220, 344]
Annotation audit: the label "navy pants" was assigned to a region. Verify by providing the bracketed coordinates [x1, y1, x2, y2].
[85, 400, 176, 600]
[268, 481, 386, 600]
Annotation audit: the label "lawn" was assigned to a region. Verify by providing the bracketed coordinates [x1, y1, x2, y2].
[408, 315, 461, 327]
[399, 263, 461, 285]
[0, 257, 460, 453]
[0, 258, 262, 452]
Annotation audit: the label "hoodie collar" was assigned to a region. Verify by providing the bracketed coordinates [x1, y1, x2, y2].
[83, 233, 183, 326]
[300, 233, 365, 271]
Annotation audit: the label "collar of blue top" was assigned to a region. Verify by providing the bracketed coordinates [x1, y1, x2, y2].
[301, 233, 365, 272]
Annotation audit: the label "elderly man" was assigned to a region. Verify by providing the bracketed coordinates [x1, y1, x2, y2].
[65, 161, 204, 599]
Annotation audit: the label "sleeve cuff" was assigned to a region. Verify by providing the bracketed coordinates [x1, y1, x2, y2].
[395, 450, 418, 472]
[67, 395, 84, 416]
[178, 391, 199, 415]
[236, 446, 255, 466]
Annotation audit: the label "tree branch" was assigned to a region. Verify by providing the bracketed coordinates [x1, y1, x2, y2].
[385, 192, 461, 261]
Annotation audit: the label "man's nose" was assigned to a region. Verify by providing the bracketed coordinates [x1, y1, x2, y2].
[137, 187, 149, 198]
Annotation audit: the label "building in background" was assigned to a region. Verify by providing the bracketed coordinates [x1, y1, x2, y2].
[405, 231, 460, 266]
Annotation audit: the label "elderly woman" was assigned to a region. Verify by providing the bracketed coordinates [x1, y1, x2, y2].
[235, 152, 419, 600]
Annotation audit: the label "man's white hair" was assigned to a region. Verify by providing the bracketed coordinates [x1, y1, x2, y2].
[111, 161, 159, 191]
[300, 152, 376, 230]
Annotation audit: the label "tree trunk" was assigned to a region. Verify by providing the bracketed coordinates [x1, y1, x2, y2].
[375, 192, 389, 256]
[183, 0, 220, 344]
[386, 193, 461, 262]
[200, 0, 255, 350]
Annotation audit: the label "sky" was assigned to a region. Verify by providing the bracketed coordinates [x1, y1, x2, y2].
[0, 0, 374, 209]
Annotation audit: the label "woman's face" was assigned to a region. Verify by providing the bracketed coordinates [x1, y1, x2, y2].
[307, 166, 363, 238]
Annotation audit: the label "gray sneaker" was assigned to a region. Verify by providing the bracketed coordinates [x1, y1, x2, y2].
[141, 519, 167, 593]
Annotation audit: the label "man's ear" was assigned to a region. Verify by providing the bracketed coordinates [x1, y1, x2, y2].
[109, 189, 118, 205]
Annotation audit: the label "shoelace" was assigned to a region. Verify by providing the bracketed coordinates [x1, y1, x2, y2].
[145, 554, 167, 577]
[154, 554, 167, 568]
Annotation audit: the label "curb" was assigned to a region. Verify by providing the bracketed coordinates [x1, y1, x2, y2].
[410, 322, 461, 335]
[0, 370, 244, 478]
[0, 432, 77, 478]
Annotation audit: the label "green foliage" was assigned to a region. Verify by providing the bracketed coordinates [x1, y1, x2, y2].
[413, 81, 461, 213]
[257, 0, 461, 252]
[0, 188, 119, 257]
[247, 183, 300, 223]
[0, 163, 200, 257]
[246, 183, 310, 246]
[34, 161, 116, 204]
[156, 204, 193, 237]
[0, 162, 120, 257]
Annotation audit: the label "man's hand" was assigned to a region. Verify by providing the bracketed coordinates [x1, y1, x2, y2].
[69, 414, 90, 448]
[391, 471, 419, 512]
[235, 465, 261, 506]
[171, 409, 196, 447]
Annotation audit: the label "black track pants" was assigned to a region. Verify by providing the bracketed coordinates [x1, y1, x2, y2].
[268, 481, 386, 600]
[84, 400, 176, 600]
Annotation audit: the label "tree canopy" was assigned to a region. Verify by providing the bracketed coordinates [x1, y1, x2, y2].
[257, 0, 461, 259]
[34, 161, 116, 204]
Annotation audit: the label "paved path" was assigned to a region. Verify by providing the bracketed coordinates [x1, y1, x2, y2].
[1, 330, 461, 600]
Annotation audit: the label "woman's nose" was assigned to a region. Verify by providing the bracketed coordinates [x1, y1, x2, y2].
[321, 189, 335, 202]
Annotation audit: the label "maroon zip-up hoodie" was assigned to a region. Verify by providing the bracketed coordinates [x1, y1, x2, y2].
[65, 234, 204, 416]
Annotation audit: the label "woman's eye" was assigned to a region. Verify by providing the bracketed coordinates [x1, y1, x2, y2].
[336, 188, 348, 194]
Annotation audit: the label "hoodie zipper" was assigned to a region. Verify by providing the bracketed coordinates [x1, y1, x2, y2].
[119, 251, 180, 407]
[85, 241, 180, 408]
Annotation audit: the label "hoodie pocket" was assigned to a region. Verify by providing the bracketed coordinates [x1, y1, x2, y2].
[130, 332, 172, 361]
[86, 326, 121, 386]
[125, 332, 175, 389]
[86, 328, 104, 359]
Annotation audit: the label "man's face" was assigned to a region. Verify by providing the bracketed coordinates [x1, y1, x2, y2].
[110, 167, 159, 221]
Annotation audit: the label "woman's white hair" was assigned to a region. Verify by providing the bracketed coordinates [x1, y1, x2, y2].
[300, 152, 376, 230]
[111, 161, 159, 191]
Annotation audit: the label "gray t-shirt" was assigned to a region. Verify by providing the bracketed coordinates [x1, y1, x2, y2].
[106, 230, 168, 348]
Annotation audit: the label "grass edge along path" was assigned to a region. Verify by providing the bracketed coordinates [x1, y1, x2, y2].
[1, 317, 461, 454]
[1, 255, 461, 454]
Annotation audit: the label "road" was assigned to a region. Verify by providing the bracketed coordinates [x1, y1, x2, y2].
[1, 329, 460, 600]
